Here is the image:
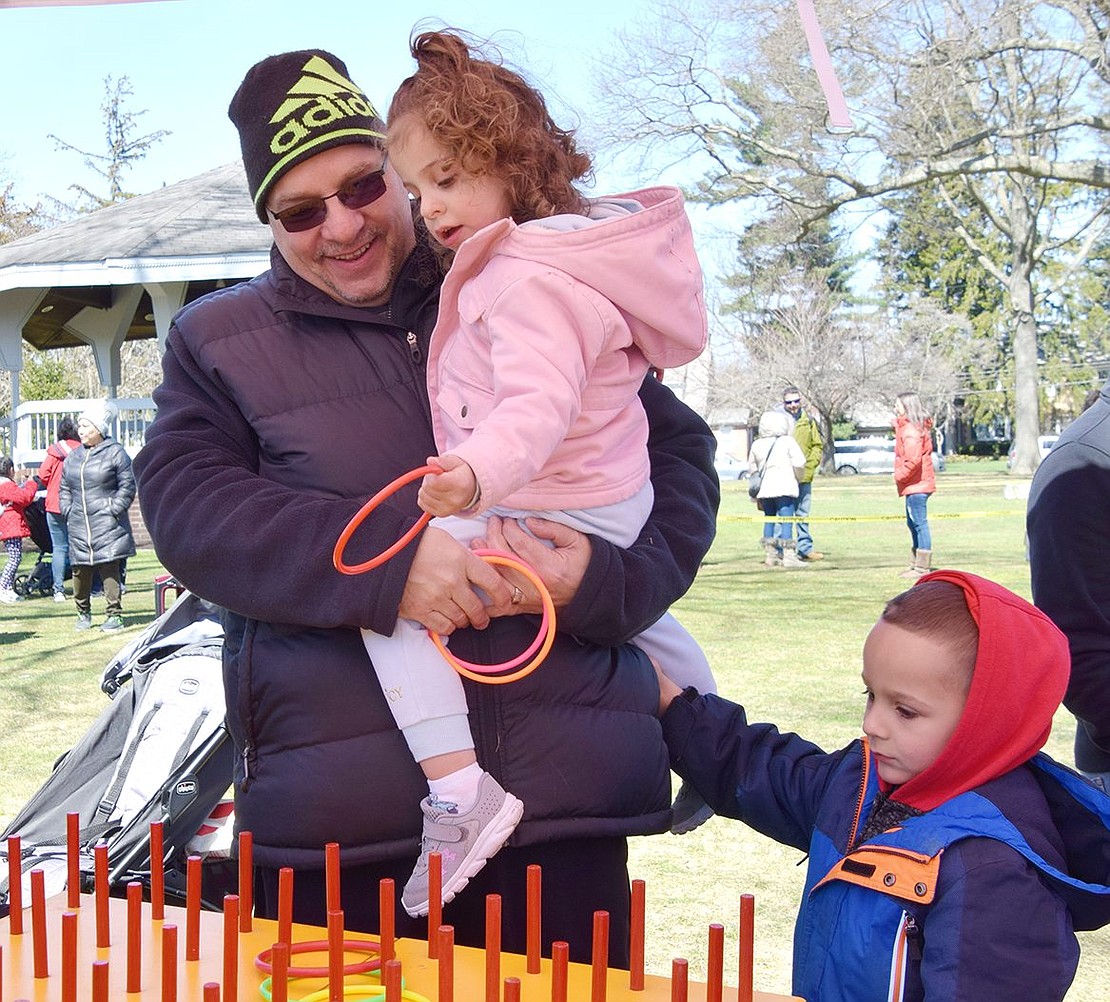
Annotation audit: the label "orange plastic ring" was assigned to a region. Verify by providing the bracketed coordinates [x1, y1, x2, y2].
[431, 551, 556, 684]
[333, 465, 436, 575]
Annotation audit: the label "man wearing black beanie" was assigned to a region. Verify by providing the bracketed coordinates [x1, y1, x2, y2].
[135, 47, 719, 967]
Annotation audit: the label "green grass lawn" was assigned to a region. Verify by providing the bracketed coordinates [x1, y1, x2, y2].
[1, 465, 1106, 999]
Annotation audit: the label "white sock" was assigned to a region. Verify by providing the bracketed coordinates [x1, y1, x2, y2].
[428, 762, 484, 810]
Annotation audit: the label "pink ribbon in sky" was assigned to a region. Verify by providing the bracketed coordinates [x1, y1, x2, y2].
[796, 0, 854, 131]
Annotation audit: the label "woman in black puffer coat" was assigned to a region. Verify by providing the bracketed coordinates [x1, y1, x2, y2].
[59, 400, 136, 633]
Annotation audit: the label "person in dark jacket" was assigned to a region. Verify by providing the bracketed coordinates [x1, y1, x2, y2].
[59, 400, 136, 632]
[1028, 377, 1110, 793]
[658, 571, 1110, 1002]
[35, 416, 80, 601]
[132, 49, 719, 966]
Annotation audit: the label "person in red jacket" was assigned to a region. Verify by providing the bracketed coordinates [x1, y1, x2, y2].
[893, 392, 936, 578]
[35, 416, 80, 602]
[0, 455, 41, 603]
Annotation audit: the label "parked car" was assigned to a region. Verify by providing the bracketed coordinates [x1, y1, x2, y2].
[1007, 435, 1059, 468]
[834, 437, 946, 476]
[714, 451, 747, 481]
[834, 437, 896, 476]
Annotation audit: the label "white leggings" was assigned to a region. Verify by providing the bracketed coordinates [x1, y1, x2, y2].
[361, 491, 716, 762]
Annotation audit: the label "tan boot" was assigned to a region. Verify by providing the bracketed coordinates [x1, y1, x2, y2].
[781, 541, 806, 568]
[762, 538, 782, 567]
[899, 549, 932, 578]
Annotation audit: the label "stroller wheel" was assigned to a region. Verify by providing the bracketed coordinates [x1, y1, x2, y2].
[12, 573, 29, 597]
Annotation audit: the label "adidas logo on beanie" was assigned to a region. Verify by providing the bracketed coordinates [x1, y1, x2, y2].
[229, 50, 387, 222]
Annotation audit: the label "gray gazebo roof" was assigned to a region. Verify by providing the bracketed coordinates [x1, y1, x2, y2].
[0, 162, 271, 387]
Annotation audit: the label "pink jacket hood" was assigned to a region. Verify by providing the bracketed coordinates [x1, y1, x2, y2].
[458, 185, 707, 369]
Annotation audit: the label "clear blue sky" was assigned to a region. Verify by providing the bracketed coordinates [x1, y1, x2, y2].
[0, 0, 655, 206]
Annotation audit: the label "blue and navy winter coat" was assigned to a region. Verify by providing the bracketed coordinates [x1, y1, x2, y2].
[663, 694, 1110, 1002]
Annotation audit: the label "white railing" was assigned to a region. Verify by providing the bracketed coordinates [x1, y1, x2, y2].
[2, 397, 156, 469]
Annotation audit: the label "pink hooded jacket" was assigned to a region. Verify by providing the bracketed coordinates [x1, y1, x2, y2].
[426, 186, 707, 513]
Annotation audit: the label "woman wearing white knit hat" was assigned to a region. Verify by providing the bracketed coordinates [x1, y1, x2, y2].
[59, 400, 136, 631]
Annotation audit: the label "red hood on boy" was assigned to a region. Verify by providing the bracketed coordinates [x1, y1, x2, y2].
[888, 569, 1070, 811]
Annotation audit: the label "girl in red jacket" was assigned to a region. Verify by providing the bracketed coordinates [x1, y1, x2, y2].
[893, 392, 936, 578]
[0, 455, 41, 603]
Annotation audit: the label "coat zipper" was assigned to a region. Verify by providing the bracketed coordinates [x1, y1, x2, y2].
[406, 331, 422, 365]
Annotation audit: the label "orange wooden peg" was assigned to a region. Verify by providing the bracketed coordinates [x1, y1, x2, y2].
[185, 855, 202, 961]
[526, 863, 542, 974]
[126, 880, 143, 993]
[427, 851, 442, 959]
[7, 834, 23, 935]
[66, 812, 80, 909]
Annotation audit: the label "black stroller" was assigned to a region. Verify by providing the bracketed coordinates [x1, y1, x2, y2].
[1, 591, 238, 915]
[12, 496, 55, 598]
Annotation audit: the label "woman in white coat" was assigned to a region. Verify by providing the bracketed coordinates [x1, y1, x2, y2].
[748, 410, 807, 567]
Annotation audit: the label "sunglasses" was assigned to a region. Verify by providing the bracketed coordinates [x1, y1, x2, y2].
[268, 156, 390, 233]
[784, 398, 802, 405]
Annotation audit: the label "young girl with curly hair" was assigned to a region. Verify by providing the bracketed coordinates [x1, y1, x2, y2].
[359, 28, 713, 917]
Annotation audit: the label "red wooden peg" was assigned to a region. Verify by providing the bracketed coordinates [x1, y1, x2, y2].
[670, 958, 689, 1002]
[92, 959, 110, 1002]
[238, 830, 253, 932]
[162, 923, 178, 1002]
[438, 924, 455, 1002]
[384, 957, 402, 1002]
[504, 976, 522, 1001]
[66, 812, 80, 909]
[427, 851, 442, 959]
[271, 941, 290, 1002]
[707, 923, 724, 1002]
[630, 879, 646, 991]
[126, 880, 143, 993]
[379, 877, 395, 963]
[31, 869, 48, 979]
[591, 910, 610, 1002]
[185, 855, 202, 961]
[485, 893, 502, 1002]
[325, 841, 340, 914]
[150, 820, 165, 920]
[61, 910, 77, 1002]
[526, 863, 542, 974]
[278, 866, 294, 950]
[328, 908, 344, 1002]
[222, 894, 239, 1002]
[94, 843, 109, 948]
[203, 983, 221, 1002]
[738, 893, 756, 1002]
[551, 940, 569, 1002]
[7, 834, 22, 935]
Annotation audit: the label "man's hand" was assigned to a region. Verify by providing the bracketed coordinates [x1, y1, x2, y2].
[398, 525, 512, 635]
[473, 515, 592, 612]
[418, 454, 478, 517]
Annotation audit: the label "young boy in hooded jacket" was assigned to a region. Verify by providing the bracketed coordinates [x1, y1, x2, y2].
[657, 570, 1110, 1002]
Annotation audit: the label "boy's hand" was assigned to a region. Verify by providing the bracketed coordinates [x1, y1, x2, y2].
[418, 454, 479, 517]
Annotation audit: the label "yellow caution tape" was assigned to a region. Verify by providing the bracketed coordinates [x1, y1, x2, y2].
[726, 510, 1022, 523]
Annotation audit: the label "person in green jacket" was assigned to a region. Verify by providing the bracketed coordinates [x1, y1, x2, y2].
[782, 386, 824, 561]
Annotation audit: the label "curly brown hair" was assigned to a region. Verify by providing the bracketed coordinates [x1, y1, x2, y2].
[387, 29, 592, 223]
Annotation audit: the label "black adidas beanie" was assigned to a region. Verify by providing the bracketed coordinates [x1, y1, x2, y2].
[229, 50, 387, 223]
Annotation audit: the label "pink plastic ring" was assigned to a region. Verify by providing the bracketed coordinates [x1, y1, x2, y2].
[254, 938, 381, 978]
